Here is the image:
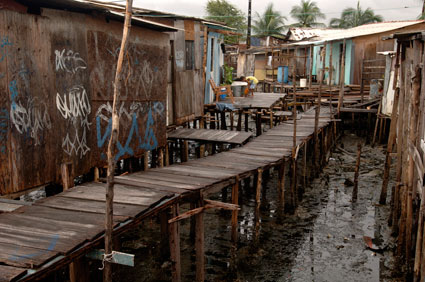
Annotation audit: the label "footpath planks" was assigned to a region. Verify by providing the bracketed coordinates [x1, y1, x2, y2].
[168, 128, 252, 144]
[0, 106, 333, 281]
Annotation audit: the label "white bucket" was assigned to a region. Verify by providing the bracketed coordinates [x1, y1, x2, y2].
[300, 78, 307, 88]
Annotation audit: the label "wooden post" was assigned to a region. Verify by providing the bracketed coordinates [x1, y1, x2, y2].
[220, 111, 227, 130]
[195, 197, 205, 282]
[237, 109, 242, 131]
[308, 45, 313, 90]
[104, 0, 133, 280]
[337, 39, 346, 116]
[231, 177, 240, 243]
[278, 161, 286, 210]
[61, 163, 73, 190]
[303, 142, 307, 189]
[165, 143, 170, 166]
[407, 65, 421, 266]
[244, 111, 249, 132]
[143, 151, 149, 171]
[380, 88, 400, 204]
[181, 140, 189, 162]
[315, 43, 326, 172]
[372, 101, 383, 146]
[94, 167, 100, 182]
[360, 58, 365, 103]
[169, 204, 181, 282]
[69, 257, 89, 282]
[352, 142, 362, 202]
[230, 111, 234, 131]
[328, 42, 333, 119]
[158, 147, 164, 168]
[254, 169, 262, 246]
[256, 110, 262, 136]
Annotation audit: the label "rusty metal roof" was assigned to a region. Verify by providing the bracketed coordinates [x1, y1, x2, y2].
[16, 0, 179, 32]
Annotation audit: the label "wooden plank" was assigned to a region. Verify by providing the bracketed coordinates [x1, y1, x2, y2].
[114, 175, 194, 193]
[0, 265, 26, 282]
[35, 196, 141, 217]
[160, 165, 235, 179]
[0, 242, 58, 268]
[168, 128, 252, 144]
[139, 171, 215, 186]
[0, 203, 23, 213]
[61, 184, 169, 206]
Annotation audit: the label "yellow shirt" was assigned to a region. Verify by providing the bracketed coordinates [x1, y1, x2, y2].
[246, 76, 258, 84]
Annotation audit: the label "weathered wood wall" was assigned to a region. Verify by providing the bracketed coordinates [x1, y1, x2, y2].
[0, 4, 169, 195]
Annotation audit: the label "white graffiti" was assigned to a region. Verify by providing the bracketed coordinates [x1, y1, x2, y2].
[96, 101, 145, 122]
[55, 49, 87, 74]
[62, 127, 90, 158]
[56, 85, 91, 128]
[10, 97, 51, 145]
[139, 61, 154, 98]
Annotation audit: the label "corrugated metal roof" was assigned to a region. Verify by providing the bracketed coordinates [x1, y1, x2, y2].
[16, 0, 178, 32]
[291, 21, 425, 44]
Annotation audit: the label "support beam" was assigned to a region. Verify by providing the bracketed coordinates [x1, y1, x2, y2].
[195, 197, 205, 282]
[169, 204, 181, 282]
[231, 178, 240, 243]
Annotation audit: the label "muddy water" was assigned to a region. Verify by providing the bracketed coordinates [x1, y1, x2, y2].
[111, 133, 406, 282]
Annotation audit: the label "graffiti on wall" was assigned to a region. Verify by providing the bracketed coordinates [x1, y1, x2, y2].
[55, 49, 87, 74]
[96, 102, 160, 161]
[0, 36, 12, 63]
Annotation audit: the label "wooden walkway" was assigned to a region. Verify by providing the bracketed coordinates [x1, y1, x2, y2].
[219, 92, 285, 110]
[0, 107, 333, 281]
[167, 128, 252, 144]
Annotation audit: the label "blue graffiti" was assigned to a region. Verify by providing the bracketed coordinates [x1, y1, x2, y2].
[9, 234, 59, 261]
[0, 36, 12, 63]
[9, 80, 18, 111]
[0, 108, 8, 154]
[96, 107, 158, 161]
[139, 109, 158, 150]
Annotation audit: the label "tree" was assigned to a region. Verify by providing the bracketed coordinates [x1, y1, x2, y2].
[290, 0, 325, 27]
[417, 0, 425, 19]
[330, 1, 383, 28]
[205, 0, 246, 43]
[252, 3, 287, 37]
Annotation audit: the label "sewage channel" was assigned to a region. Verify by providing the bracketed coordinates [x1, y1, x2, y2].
[101, 133, 404, 282]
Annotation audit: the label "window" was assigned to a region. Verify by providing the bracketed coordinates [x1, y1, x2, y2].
[185, 40, 194, 70]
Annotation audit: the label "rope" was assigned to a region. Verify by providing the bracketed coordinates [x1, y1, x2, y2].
[98, 251, 115, 270]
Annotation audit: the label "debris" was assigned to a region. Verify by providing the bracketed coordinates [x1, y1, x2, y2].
[344, 178, 354, 186]
[363, 236, 386, 253]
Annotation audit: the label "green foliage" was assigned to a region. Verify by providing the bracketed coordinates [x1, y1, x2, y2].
[329, 1, 383, 28]
[290, 0, 325, 27]
[252, 3, 287, 37]
[223, 64, 234, 85]
[205, 0, 246, 43]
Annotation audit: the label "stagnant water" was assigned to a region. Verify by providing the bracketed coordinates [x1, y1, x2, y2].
[93, 133, 405, 282]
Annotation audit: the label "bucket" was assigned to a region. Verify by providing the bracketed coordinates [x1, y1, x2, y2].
[300, 78, 307, 88]
[231, 81, 248, 97]
[219, 94, 227, 101]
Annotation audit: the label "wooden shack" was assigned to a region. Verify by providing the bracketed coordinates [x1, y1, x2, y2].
[0, 0, 177, 196]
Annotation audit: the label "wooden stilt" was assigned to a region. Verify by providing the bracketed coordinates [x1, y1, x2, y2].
[352, 142, 362, 202]
[220, 111, 227, 130]
[256, 110, 262, 136]
[158, 147, 164, 168]
[165, 143, 170, 166]
[195, 197, 205, 282]
[337, 39, 346, 116]
[61, 163, 73, 191]
[244, 111, 249, 132]
[190, 202, 196, 241]
[69, 257, 89, 282]
[169, 204, 181, 282]
[278, 161, 286, 211]
[143, 151, 149, 171]
[315, 44, 326, 172]
[182, 140, 189, 162]
[94, 167, 100, 182]
[372, 102, 383, 146]
[199, 144, 205, 158]
[380, 88, 400, 204]
[230, 111, 234, 131]
[254, 169, 263, 246]
[160, 210, 170, 258]
[237, 109, 242, 131]
[231, 177, 240, 243]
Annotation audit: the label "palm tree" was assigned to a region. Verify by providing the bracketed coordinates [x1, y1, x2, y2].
[290, 0, 325, 27]
[252, 3, 287, 36]
[330, 1, 383, 28]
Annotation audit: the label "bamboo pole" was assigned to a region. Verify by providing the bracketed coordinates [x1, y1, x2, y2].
[104, 0, 133, 280]
[231, 177, 240, 243]
[337, 39, 346, 116]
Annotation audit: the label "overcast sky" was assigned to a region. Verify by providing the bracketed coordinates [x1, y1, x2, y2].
[126, 0, 422, 26]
